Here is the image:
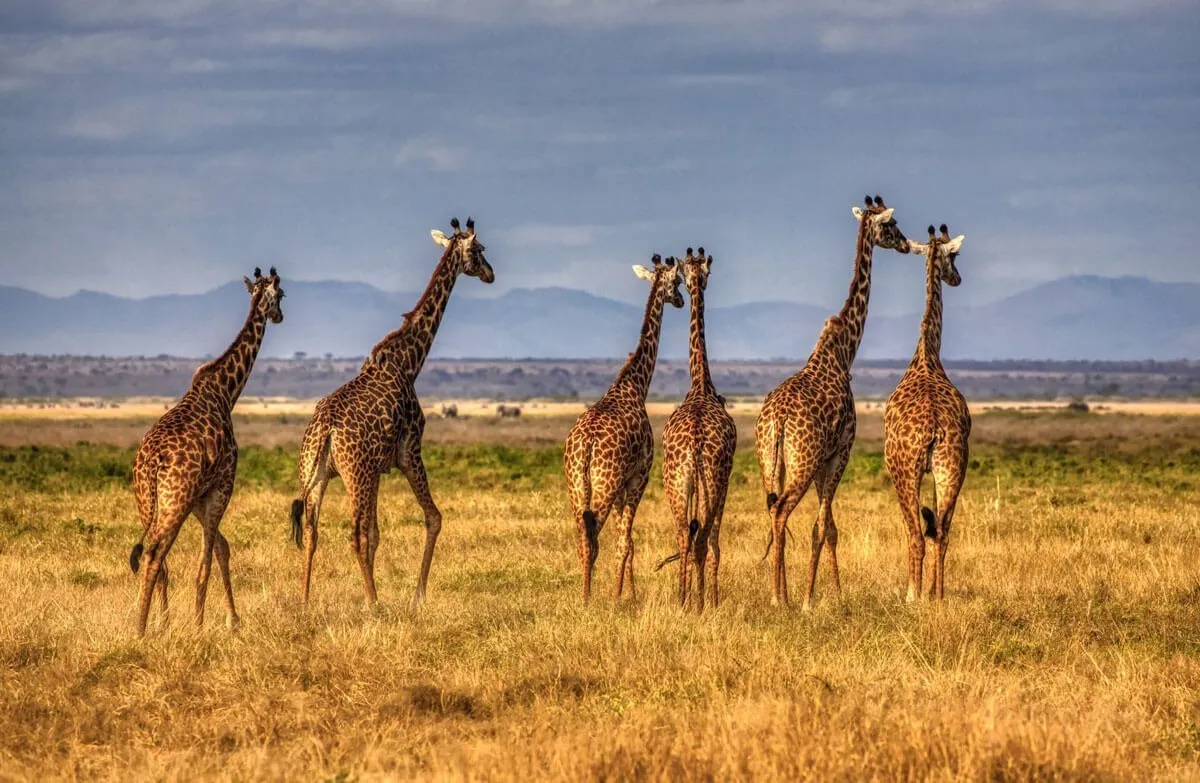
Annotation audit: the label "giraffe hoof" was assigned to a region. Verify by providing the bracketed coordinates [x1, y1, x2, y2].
[227, 614, 241, 633]
[801, 601, 813, 613]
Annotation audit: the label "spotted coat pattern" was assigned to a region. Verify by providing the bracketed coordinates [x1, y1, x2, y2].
[660, 248, 737, 610]
[129, 268, 285, 636]
[884, 226, 970, 602]
[564, 255, 684, 601]
[755, 197, 911, 608]
[291, 219, 494, 608]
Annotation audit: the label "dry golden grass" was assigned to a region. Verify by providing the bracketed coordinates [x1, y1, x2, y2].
[1, 411, 1199, 780]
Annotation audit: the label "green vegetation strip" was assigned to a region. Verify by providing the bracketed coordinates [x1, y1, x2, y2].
[1, 441, 1196, 494]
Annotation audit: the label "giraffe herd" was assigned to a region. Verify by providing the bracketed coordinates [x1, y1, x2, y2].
[128, 200, 969, 634]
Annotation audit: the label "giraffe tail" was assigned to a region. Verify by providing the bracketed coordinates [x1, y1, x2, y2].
[290, 500, 304, 549]
[129, 539, 144, 573]
[763, 421, 785, 512]
[291, 425, 332, 549]
[921, 440, 938, 538]
[657, 447, 705, 572]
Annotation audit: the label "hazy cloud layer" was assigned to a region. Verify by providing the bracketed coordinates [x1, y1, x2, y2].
[1, 0, 1197, 316]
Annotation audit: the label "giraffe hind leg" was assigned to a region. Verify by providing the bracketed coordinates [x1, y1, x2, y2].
[929, 443, 967, 600]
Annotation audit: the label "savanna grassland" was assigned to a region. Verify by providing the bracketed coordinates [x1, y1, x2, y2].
[1, 406, 1199, 781]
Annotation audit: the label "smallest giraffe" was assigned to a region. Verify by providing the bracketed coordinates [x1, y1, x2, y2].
[657, 247, 737, 611]
[884, 225, 969, 602]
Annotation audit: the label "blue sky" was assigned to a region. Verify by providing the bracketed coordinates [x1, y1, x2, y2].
[1, 0, 1198, 315]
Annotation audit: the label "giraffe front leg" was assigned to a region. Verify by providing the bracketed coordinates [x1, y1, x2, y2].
[399, 449, 441, 610]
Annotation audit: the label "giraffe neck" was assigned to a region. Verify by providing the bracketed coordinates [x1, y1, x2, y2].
[191, 295, 268, 407]
[613, 284, 668, 402]
[370, 247, 458, 381]
[913, 256, 944, 369]
[819, 219, 875, 370]
[686, 281, 716, 397]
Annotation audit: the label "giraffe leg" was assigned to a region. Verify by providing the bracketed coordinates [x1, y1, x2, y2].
[193, 469, 235, 627]
[155, 559, 169, 623]
[930, 445, 967, 601]
[897, 472, 926, 603]
[692, 526, 710, 613]
[770, 477, 810, 608]
[614, 501, 640, 601]
[135, 503, 190, 637]
[807, 449, 851, 610]
[213, 532, 239, 630]
[398, 447, 441, 610]
[193, 526, 216, 627]
[707, 496, 727, 610]
[345, 472, 381, 605]
[300, 476, 328, 607]
[675, 521, 689, 608]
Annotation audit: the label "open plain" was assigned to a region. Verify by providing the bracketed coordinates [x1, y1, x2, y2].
[1, 404, 1199, 780]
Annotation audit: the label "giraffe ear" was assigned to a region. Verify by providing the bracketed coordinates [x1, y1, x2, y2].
[944, 235, 965, 253]
[851, 206, 865, 221]
[430, 229, 450, 248]
[243, 276, 255, 292]
[906, 239, 930, 255]
[876, 208, 895, 222]
[632, 264, 654, 282]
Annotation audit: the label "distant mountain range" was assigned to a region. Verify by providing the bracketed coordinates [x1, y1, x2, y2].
[0, 275, 1195, 360]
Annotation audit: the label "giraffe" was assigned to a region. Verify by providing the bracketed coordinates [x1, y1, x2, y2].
[884, 224, 968, 602]
[291, 217, 493, 609]
[564, 254, 684, 601]
[755, 195, 911, 609]
[128, 267, 285, 636]
[655, 247, 737, 611]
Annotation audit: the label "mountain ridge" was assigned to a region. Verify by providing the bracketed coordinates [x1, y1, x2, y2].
[0, 276, 1195, 361]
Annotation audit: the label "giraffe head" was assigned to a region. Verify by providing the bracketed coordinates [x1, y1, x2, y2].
[242, 266, 285, 323]
[681, 246, 713, 294]
[851, 194, 910, 253]
[632, 254, 684, 309]
[430, 216, 495, 284]
[907, 224, 965, 287]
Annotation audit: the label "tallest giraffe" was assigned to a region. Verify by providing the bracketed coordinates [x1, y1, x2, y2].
[755, 196, 912, 609]
[291, 217, 494, 609]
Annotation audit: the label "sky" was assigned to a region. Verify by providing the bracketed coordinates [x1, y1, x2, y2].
[1, 0, 1198, 316]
